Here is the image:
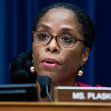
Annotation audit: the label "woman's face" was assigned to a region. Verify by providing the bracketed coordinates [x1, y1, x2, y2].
[32, 8, 89, 84]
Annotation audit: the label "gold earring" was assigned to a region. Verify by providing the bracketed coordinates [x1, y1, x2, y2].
[30, 66, 35, 73]
[78, 66, 83, 77]
[30, 60, 35, 73]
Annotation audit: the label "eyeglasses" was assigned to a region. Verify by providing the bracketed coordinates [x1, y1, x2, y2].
[33, 31, 83, 48]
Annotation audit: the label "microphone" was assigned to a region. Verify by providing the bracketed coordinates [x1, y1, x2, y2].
[37, 76, 53, 101]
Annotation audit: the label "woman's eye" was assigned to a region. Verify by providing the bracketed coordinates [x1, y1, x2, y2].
[60, 35, 74, 43]
[37, 32, 49, 40]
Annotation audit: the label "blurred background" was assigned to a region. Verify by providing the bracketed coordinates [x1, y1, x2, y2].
[0, 0, 111, 86]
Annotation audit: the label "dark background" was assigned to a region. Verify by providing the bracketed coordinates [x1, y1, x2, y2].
[0, 0, 111, 86]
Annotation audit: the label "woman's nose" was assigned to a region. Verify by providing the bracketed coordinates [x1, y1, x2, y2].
[46, 38, 60, 53]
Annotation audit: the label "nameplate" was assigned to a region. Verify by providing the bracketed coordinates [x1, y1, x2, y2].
[54, 86, 111, 102]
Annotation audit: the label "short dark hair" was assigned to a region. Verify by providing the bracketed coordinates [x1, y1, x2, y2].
[32, 3, 95, 49]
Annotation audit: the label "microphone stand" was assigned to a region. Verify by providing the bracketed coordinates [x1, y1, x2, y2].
[37, 76, 53, 102]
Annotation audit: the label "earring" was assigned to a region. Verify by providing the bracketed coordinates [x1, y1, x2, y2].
[30, 66, 35, 73]
[30, 60, 35, 73]
[78, 66, 83, 77]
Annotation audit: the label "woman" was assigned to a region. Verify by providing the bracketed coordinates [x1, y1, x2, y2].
[10, 3, 95, 101]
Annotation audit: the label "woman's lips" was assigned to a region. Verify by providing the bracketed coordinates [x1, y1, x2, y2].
[41, 58, 60, 68]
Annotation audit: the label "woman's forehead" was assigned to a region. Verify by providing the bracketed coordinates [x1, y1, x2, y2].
[45, 7, 74, 16]
[37, 7, 80, 29]
[36, 7, 83, 39]
[40, 7, 76, 21]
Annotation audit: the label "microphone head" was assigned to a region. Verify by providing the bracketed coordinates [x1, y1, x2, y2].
[37, 76, 52, 98]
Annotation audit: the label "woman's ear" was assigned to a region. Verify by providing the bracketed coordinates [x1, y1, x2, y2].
[32, 31, 34, 34]
[81, 47, 90, 66]
[32, 31, 34, 38]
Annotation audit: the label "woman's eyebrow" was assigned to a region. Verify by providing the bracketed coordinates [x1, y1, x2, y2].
[36, 24, 50, 30]
[60, 27, 74, 32]
[37, 24, 74, 32]
[37, 24, 75, 31]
